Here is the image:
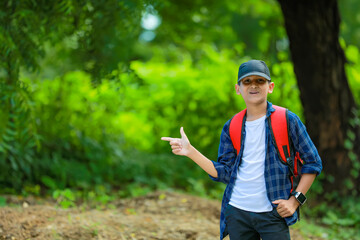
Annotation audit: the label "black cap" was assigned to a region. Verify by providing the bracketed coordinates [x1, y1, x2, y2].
[237, 60, 271, 83]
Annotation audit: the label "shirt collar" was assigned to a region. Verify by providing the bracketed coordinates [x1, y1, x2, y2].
[266, 101, 275, 118]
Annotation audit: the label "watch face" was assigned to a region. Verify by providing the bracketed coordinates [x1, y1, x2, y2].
[296, 192, 307, 204]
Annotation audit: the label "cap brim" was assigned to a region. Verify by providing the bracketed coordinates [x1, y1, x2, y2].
[238, 72, 271, 83]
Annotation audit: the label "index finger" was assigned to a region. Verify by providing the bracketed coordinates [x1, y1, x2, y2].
[161, 137, 175, 142]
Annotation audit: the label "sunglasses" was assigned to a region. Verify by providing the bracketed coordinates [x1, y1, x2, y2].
[238, 78, 271, 86]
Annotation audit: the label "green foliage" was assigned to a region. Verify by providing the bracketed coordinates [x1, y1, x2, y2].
[126, 45, 242, 156]
[345, 44, 360, 105]
[68, 0, 147, 81]
[51, 185, 117, 209]
[0, 196, 6, 207]
[343, 42, 360, 191]
[4, 64, 235, 196]
[268, 61, 303, 119]
[0, 41, 309, 195]
[296, 217, 360, 240]
[117, 45, 304, 157]
[21, 71, 126, 190]
[303, 185, 360, 239]
[23, 184, 41, 196]
[0, 0, 77, 82]
[0, 81, 40, 190]
[154, 0, 285, 63]
[339, 0, 360, 50]
[0, 0, 151, 84]
[53, 188, 77, 208]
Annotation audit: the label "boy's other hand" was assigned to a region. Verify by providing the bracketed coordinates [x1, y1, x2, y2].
[272, 198, 299, 218]
[161, 127, 191, 156]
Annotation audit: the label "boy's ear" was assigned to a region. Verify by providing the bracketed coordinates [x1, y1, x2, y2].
[268, 82, 275, 93]
[235, 84, 241, 95]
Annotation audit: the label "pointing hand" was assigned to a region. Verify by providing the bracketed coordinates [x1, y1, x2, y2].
[161, 127, 191, 156]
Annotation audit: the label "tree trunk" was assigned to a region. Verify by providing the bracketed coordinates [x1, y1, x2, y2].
[277, 0, 360, 195]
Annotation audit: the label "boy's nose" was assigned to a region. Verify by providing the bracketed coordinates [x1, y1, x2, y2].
[250, 81, 260, 86]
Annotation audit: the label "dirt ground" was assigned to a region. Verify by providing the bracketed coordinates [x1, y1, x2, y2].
[0, 191, 319, 240]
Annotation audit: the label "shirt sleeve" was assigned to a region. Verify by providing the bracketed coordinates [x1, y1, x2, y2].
[209, 120, 238, 184]
[288, 111, 323, 175]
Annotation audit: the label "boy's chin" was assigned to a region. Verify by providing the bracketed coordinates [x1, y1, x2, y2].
[244, 98, 267, 106]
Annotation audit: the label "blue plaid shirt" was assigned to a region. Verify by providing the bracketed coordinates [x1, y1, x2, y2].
[210, 102, 322, 240]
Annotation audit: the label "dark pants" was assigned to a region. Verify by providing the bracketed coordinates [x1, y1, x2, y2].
[225, 204, 290, 240]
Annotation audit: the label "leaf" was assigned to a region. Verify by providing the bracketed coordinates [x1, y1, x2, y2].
[344, 139, 353, 150]
[0, 197, 6, 207]
[52, 190, 61, 199]
[5, 128, 16, 137]
[322, 211, 338, 225]
[0, 144, 5, 153]
[60, 200, 74, 209]
[1, 133, 15, 142]
[158, 193, 166, 200]
[347, 129, 356, 141]
[337, 218, 356, 227]
[2, 142, 14, 151]
[8, 155, 19, 171]
[41, 176, 57, 189]
[63, 189, 75, 201]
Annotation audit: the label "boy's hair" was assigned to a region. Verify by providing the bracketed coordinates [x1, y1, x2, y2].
[238, 60, 271, 84]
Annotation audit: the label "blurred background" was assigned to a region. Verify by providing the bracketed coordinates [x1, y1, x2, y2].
[0, 0, 360, 238]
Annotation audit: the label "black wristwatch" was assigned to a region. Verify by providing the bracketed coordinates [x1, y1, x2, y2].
[291, 191, 307, 205]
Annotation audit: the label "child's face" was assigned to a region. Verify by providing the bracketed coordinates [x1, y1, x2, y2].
[235, 75, 274, 106]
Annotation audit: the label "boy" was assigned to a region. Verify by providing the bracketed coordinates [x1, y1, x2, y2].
[161, 60, 322, 240]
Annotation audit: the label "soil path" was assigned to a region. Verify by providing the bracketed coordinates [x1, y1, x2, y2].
[0, 191, 316, 240]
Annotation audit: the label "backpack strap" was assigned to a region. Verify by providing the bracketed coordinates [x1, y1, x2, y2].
[269, 106, 292, 170]
[229, 109, 246, 155]
[270, 106, 301, 194]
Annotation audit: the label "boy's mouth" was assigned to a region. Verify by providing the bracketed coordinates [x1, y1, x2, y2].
[249, 91, 259, 94]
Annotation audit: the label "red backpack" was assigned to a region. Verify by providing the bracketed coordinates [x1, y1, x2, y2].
[229, 105, 303, 193]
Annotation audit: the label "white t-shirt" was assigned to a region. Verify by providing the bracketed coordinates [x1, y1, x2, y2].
[229, 115, 273, 212]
